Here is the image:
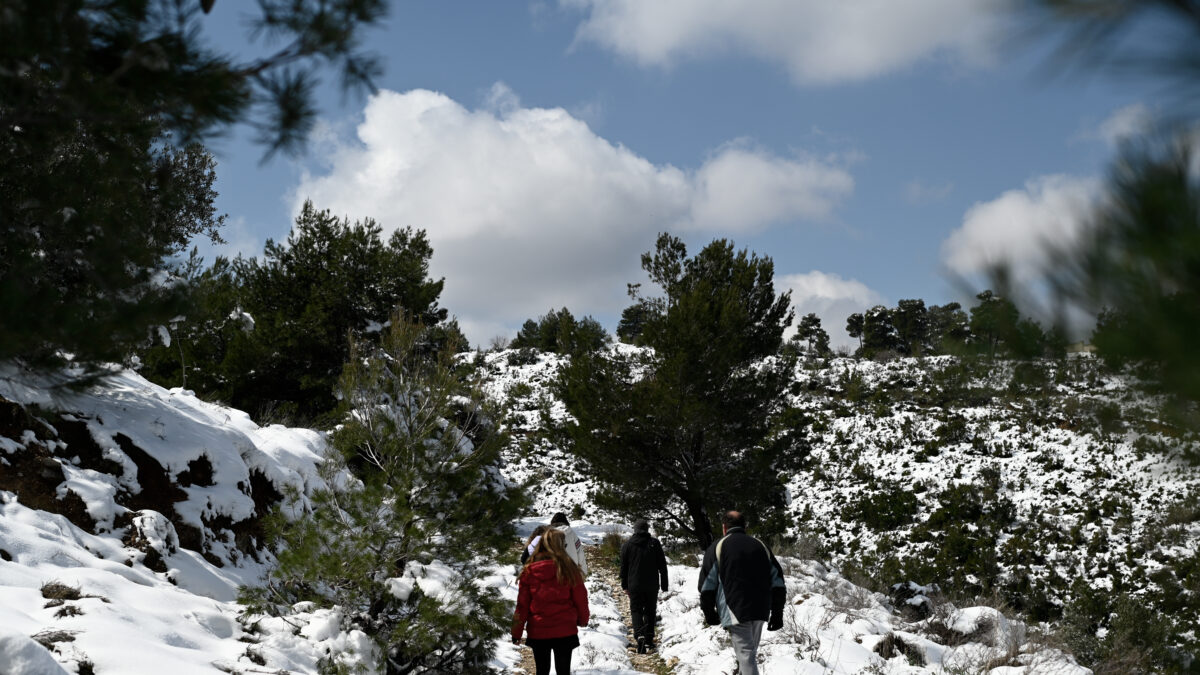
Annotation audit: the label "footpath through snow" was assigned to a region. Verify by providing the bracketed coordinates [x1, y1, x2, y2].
[496, 518, 1090, 675]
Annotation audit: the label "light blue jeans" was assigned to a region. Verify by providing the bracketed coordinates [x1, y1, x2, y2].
[726, 620, 764, 675]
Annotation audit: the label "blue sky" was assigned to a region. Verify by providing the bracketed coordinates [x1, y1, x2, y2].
[196, 1, 1164, 348]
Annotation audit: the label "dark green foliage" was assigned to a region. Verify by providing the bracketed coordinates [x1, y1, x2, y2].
[1, 0, 388, 371]
[846, 312, 865, 352]
[134, 252, 245, 393]
[844, 481, 920, 532]
[2, 0, 387, 158]
[860, 305, 899, 358]
[1059, 583, 1180, 674]
[137, 202, 447, 424]
[557, 234, 801, 549]
[892, 299, 929, 356]
[794, 312, 832, 357]
[927, 302, 971, 353]
[0, 115, 224, 369]
[864, 470, 1019, 600]
[240, 316, 524, 674]
[617, 300, 655, 345]
[510, 307, 610, 355]
[969, 290, 1020, 359]
[1026, 1, 1200, 419]
[843, 300, 973, 359]
[1061, 142, 1200, 409]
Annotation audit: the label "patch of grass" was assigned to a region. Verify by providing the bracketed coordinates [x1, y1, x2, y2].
[597, 529, 624, 566]
[40, 581, 82, 601]
[54, 605, 83, 618]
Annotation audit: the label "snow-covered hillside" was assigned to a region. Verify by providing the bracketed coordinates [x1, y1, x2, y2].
[0, 364, 332, 674]
[2, 347, 1194, 673]
[477, 347, 1200, 673]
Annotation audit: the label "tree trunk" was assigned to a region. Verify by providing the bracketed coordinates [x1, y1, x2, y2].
[688, 499, 714, 550]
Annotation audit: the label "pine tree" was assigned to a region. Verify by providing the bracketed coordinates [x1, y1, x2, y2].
[860, 305, 899, 358]
[241, 315, 525, 674]
[795, 313, 831, 357]
[892, 299, 930, 356]
[927, 302, 971, 353]
[556, 234, 802, 549]
[509, 307, 610, 355]
[616, 296, 655, 345]
[1, 0, 388, 370]
[846, 312, 865, 352]
[969, 290, 1020, 359]
[137, 201, 449, 424]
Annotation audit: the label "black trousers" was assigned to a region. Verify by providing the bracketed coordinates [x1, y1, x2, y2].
[628, 589, 659, 645]
[530, 644, 573, 675]
[528, 635, 578, 675]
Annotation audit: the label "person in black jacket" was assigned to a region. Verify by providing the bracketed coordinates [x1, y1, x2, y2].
[697, 510, 785, 675]
[619, 519, 669, 653]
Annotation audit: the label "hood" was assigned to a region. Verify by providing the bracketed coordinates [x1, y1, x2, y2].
[526, 558, 561, 582]
[628, 531, 652, 545]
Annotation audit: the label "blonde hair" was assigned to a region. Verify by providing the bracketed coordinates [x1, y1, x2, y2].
[522, 528, 584, 586]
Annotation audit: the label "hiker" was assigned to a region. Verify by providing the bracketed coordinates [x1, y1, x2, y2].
[698, 510, 786, 675]
[512, 528, 590, 675]
[550, 512, 589, 576]
[521, 525, 549, 565]
[619, 518, 669, 653]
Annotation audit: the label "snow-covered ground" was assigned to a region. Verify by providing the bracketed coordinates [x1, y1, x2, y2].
[0, 365, 329, 673]
[9, 347, 1191, 672]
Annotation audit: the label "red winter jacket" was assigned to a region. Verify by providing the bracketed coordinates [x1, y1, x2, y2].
[512, 559, 590, 641]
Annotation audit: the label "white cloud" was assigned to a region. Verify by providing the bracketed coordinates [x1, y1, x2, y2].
[904, 179, 954, 205]
[688, 143, 853, 231]
[941, 174, 1100, 280]
[561, 0, 1008, 84]
[778, 270, 885, 349]
[292, 87, 853, 346]
[1097, 103, 1153, 147]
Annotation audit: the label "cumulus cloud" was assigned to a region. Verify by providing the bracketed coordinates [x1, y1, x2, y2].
[778, 270, 886, 349]
[292, 86, 853, 346]
[561, 0, 1008, 84]
[941, 175, 1100, 281]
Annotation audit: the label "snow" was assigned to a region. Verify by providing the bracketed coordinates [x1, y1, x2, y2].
[0, 628, 69, 675]
[0, 364, 332, 672]
[0, 351, 1147, 673]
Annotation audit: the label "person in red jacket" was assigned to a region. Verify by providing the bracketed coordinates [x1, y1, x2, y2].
[512, 528, 590, 674]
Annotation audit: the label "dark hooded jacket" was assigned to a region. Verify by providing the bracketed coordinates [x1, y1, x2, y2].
[697, 528, 785, 627]
[620, 531, 669, 593]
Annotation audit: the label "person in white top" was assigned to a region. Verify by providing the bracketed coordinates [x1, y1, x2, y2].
[549, 512, 589, 576]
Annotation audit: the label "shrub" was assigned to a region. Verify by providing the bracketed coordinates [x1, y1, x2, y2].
[844, 481, 920, 532]
[241, 316, 526, 673]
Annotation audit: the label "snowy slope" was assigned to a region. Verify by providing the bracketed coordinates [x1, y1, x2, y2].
[475, 348, 1109, 674]
[5, 346, 1191, 673]
[0, 364, 330, 674]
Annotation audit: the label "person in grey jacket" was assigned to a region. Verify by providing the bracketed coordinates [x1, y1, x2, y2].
[619, 519, 669, 653]
[697, 510, 785, 675]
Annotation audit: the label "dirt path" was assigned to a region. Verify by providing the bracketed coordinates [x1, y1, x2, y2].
[585, 545, 673, 675]
[510, 543, 673, 674]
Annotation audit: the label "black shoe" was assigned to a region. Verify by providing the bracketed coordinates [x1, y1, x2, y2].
[636, 636, 647, 654]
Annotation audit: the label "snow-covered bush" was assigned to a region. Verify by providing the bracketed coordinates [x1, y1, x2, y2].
[240, 317, 526, 674]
